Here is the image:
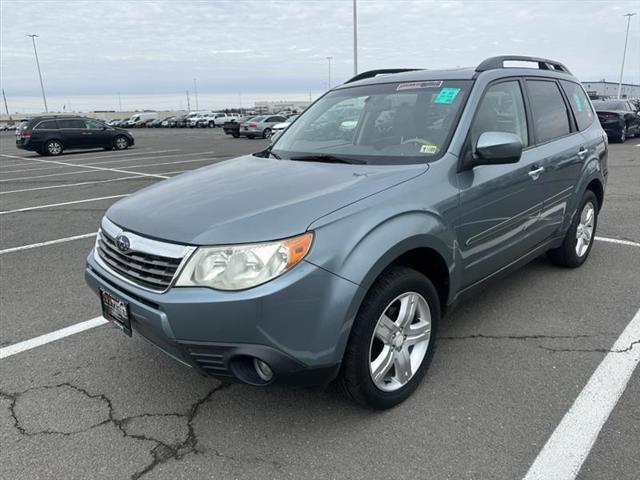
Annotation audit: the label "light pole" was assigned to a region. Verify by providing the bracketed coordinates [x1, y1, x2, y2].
[326, 56, 333, 89]
[193, 78, 199, 111]
[118, 92, 122, 112]
[26, 34, 48, 113]
[353, 0, 358, 75]
[617, 12, 637, 99]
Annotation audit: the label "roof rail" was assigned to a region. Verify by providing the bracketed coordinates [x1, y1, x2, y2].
[476, 56, 571, 74]
[344, 68, 423, 84]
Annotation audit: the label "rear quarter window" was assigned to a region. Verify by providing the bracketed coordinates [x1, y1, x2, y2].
[34, 120, 58, 130]
[560, 81, 595, 131]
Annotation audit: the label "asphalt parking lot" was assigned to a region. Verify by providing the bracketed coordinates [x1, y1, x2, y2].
[0, 128, 638, 480]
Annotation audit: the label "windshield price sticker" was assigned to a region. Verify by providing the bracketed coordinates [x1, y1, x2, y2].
[433, 87, 461, 104]
[397, 81, 443, 91]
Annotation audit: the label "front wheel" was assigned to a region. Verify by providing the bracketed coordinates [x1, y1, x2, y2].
[262, 128, 272, 139]
[547, 190, 598, 268]
[616, 126, 627, 143]
[113, 136, 129, 150]
[339, 267, 439, 409]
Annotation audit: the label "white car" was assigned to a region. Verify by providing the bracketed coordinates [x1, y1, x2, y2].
[272, 114, 299, 134]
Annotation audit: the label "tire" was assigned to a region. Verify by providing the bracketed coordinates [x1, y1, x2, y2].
[339, 266, 439, 409]
[616, 126, 627, 143]
[113, 136, 129, 150]
[547, 190, 598, 268]
[44, 139, 63, 156]
[262, 128, 272, 139]
[232, 132, 240, 138]
[208, 122, 215, 128]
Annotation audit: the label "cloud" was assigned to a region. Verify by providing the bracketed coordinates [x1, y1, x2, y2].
[1, 0, 638, 103]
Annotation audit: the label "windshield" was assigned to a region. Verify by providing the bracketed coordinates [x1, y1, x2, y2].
[593, 100, 627, 110]
[270, 80, 471, 164]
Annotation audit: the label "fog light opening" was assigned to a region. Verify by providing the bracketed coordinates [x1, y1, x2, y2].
[254, 358, 274, 382]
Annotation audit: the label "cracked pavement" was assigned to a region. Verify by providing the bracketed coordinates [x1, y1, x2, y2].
[1, 131, 638, 479]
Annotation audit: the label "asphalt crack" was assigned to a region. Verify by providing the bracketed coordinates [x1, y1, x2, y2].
[1, 381, 282, 479]
[539, 339, 640, 354]
[439, 333, 593, 341]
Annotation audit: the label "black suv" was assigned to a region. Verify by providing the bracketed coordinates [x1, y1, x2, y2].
[16, 116, 135, 156]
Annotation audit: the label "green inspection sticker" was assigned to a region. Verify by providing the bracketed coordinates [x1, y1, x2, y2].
[573, 92, 583, 112]
[433, 87, 461, 104]
[420, 144, 438, 154]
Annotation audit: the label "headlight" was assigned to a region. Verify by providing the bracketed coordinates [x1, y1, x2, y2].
[175, 232, 313, 290]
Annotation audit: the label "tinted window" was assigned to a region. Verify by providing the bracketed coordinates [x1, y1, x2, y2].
[58, 119, 85, 129]
[526, 80, 571, 143]
[85, 119, 106, 129]
[35, 120, 58, 130]
[561, 81, 595, 131]
[592, 100, 628, 111]
[471, 80, 528, 147]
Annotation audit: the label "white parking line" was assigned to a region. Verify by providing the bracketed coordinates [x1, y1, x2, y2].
[0, 153, 168, 180]
[0, 164, 200, 194]
[0, 150, 205, 175]
[0, 317, 108, 360]
[523, 307, 640, 480]
[594, 236, 640, 248]
[0, 232, 97, 254]
[0, 149, 178, 170]
[0, 194, 128, 215]
[0, 154, 219, 183]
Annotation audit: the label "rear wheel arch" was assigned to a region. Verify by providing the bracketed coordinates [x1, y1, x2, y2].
[586, 178, 604, 211]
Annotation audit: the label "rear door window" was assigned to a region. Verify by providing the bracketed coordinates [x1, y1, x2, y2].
[526, 80, 571, 143]
[58, 119, 86, 129]
[560, 81, 595, 131]
[35, 120, 58, 130]
[85, 119, 106, 130]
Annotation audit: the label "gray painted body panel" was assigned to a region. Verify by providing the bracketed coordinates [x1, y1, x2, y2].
[106, 155, 427, 245]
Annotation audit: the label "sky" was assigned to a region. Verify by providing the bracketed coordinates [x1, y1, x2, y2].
[1, 0, 639, 112]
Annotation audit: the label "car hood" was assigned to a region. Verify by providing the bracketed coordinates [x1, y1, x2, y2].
[106, 155, 427, 245]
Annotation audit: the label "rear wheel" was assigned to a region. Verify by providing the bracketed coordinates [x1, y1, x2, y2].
[232, 132, 240, 138]
[113, 136, 129, 150]
[45, 139, 63, 156]
[547, 190, 598, 268]
[616, 126, 627, 143]
[339, 267, 439, 409]
[262, 128, 272, 139]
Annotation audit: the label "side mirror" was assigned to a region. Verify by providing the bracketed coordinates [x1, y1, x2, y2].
[473, 131, 522, 166]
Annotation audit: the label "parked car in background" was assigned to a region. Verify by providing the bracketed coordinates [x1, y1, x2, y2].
[16, 115, 134, 155]
[223, 116, 254, 137]
[123, 112, 158, 128]
[238, 115, 287, 139]
[85, 56, 607, 409]
[107, 119, 121, 127]
[161, 116, 176, 127]
[592, 99, 640, 142]
[272, 114, 299, 134]
[212, 113, 239, 127]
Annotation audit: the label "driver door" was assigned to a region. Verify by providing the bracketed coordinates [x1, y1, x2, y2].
[455, 79, 548, 288]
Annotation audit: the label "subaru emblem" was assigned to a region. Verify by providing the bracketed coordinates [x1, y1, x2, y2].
[116, 235, 130, 252]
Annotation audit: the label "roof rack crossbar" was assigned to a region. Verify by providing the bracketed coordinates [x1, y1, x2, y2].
[475, 56, 571, 74]
[344, 68, 423, 84]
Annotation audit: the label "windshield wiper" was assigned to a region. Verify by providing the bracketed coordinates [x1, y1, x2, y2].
[289, 154, 366, 165]
[255, 148, 281, 159]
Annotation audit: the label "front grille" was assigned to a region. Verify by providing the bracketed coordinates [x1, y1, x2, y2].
[182, 343, 233, 378]
[97, 230, 183, 291]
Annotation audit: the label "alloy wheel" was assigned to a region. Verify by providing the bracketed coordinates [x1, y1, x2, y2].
[368, 292, 432, 392]
[575, 201, 595, 257]
[47, 141, 62, 155]
[115, 137, 128, 149]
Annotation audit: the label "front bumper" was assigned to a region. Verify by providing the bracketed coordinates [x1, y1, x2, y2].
[85, 250, 359, 386]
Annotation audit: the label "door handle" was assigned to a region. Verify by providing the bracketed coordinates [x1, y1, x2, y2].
[528, 166, 545, 180]
[577, 147, 588, 160]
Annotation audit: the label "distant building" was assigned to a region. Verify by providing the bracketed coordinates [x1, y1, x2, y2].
[582, 81, 640, 99]
[254, 100, 312, 114]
